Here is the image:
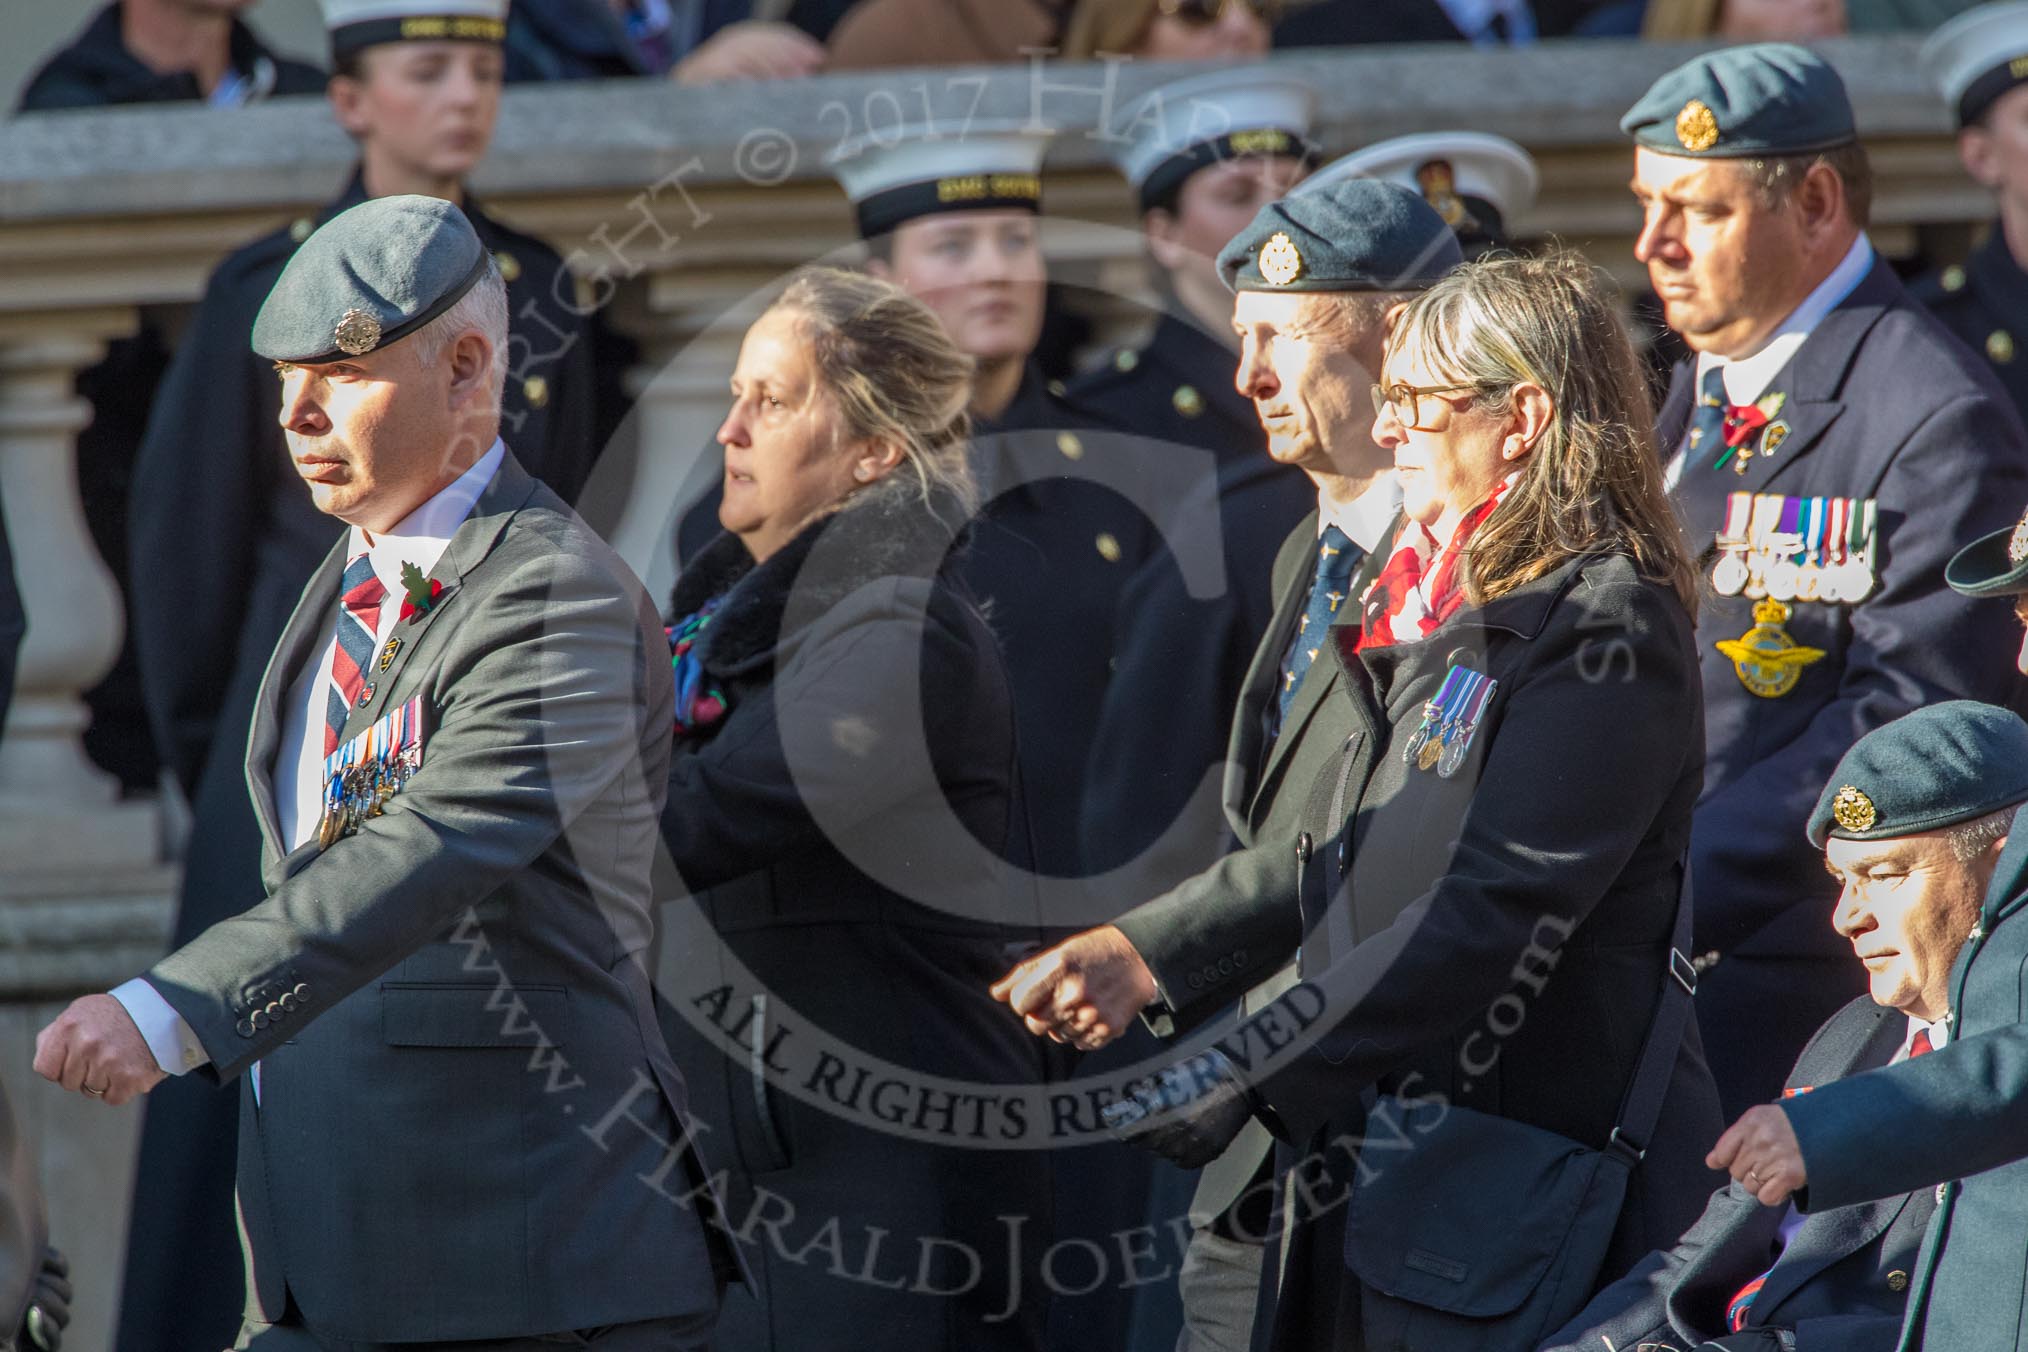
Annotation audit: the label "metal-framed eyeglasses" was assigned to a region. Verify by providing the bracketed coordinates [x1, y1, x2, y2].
[1369, 381, 1496, 431]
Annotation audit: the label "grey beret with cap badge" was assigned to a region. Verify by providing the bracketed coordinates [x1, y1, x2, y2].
[1806, 700, 2028, 849]
[251, 194, 489, 364]
[1215, 178, 1462, 294]
[1621, 42, 1856, 159]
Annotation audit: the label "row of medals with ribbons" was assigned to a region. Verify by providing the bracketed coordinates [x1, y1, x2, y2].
[318, 695, 426, 850]
[1711, 491, 1878, 604]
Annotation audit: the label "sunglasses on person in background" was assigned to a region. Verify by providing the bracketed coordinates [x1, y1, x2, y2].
[1370, 382, 1495, 430]
[1156, 0, 1285, 24]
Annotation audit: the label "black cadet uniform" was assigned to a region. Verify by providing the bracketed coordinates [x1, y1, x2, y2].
[1624, 44, 2028, 1120]
[1066, 314, 1311, 886]
[1914, 3, 2028, 425]
[1913, 231, 2028, 423]
[119, 165, 601, 1352]
[17, 2, 325, 790]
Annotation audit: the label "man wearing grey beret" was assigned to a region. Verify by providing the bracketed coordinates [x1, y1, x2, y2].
[33, 195, 740, 1350]
[1707, 534, 2028, 1352]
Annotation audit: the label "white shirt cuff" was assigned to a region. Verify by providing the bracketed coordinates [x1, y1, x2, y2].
[110, 977, 209, 1076]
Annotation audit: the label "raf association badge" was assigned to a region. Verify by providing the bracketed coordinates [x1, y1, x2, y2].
[1675, 99, 1720, 153]
[334, 307, 382, 356]
[1258, 232, 1304, 287]
[1715, 597, 1825, 699]
[1831, 785, 1878, 833]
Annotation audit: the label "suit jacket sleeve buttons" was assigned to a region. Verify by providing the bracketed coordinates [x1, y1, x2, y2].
[265, 1001, 283, 1021]
[235, 1018, 257, 1038]
[293, 982, 311, 1003]
[250, 1008, 271, 1031]
[278, 991, 298, 1013]
[1187, 972, 1204, 991]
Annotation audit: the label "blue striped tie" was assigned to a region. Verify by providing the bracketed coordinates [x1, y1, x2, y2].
[324, 552, 385, 755]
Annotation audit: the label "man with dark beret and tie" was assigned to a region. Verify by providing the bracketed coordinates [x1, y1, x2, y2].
[33, 195, 738, 1350]
[1544, 699, 2028, 1352]
[115, 5, 617, 1344]
[1710, 515, 2028, 1352]
[1623, 42, 2028, 1121]
[1071, 67, 1321, 897]
[996, 179, 1456, 1352]
[1913, 1, 2028, 423]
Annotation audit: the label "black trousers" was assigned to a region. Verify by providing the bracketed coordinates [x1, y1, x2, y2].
[232, 1312, 716, 1351]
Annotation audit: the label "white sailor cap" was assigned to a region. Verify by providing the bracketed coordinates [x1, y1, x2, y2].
[1920, 1, 2028, 129]
[1106, 68, 1320, 212]
[321, 0, 507, 61]
[1296, 131, 1538, 254]
[827, 122, 1052, 240]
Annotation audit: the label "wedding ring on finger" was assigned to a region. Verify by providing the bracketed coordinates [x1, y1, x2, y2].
[82, 1083, 106, 1098]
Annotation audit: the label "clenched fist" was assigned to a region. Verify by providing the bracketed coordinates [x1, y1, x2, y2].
[990, 926, 1157, 1051]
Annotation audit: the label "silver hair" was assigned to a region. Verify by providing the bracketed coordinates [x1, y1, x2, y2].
[1947, 804, 2021, 862]
[410, 256, 509, 408]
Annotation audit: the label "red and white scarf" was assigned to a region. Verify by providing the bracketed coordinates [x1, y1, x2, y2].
[1357, 472, 1520, 651]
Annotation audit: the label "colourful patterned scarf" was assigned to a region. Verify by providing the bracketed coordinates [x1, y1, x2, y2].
[667, 595, 728, 737]
[1357, 472, 1519, 651]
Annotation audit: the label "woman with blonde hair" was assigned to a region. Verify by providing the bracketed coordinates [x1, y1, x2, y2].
[999, 250, 1723, 1352]
[655, 265, 1051, 1352]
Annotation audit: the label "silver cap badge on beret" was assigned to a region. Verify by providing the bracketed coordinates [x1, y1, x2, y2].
[334, 308, 383, 356]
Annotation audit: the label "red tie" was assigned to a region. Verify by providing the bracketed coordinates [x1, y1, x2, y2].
[1909, 1028, 1934, 1058]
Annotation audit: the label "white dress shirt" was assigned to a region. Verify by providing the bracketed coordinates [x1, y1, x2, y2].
[112, 441, 506, 1095]
[1663, 234, 1875, 489]
[1318, 472, 1403, 557]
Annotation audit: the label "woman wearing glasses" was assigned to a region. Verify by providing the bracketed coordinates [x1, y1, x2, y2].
[999, 250, 1725, 1352]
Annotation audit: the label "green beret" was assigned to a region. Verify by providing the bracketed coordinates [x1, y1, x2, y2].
[1217, 179, 1462, 294]
[252, 195, 489, 364]
[1806, 701, 2028, 849]
[1947, 503, 2028, 598]
[1621, 43, 1855, 159]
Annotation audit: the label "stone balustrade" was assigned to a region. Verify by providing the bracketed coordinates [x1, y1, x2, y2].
[0, 35, 1979, 1348]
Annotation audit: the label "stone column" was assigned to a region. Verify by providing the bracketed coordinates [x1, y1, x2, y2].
[0, 308, 177, 1352]
[593, 271, 778, 602]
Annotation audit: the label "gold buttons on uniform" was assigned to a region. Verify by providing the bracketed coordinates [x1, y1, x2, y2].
[1095, 532, 1122, 562]
[1172, 384, 1204, 417]
[289, 217, 314, 244]
[1941, 265, 1966, 293]
[494, 250, 522, 283]
[1989, 330, 2016, 365]
[1888, 1270, 1909, 1291]
[523, 375, 550, 408]
[1114, 348, 1139, 373]
[1056, 432, 1084, 460]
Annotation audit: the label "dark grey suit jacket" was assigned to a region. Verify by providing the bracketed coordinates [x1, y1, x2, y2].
[1542, 996, 1932, 1352]
[1129, 508, 1390, 1229]
[142, 453, 737, 1342]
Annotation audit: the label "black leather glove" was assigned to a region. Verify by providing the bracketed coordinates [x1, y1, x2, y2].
[20, 1246, 71, 1352]
[1100, 1048, 1257, 1169]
